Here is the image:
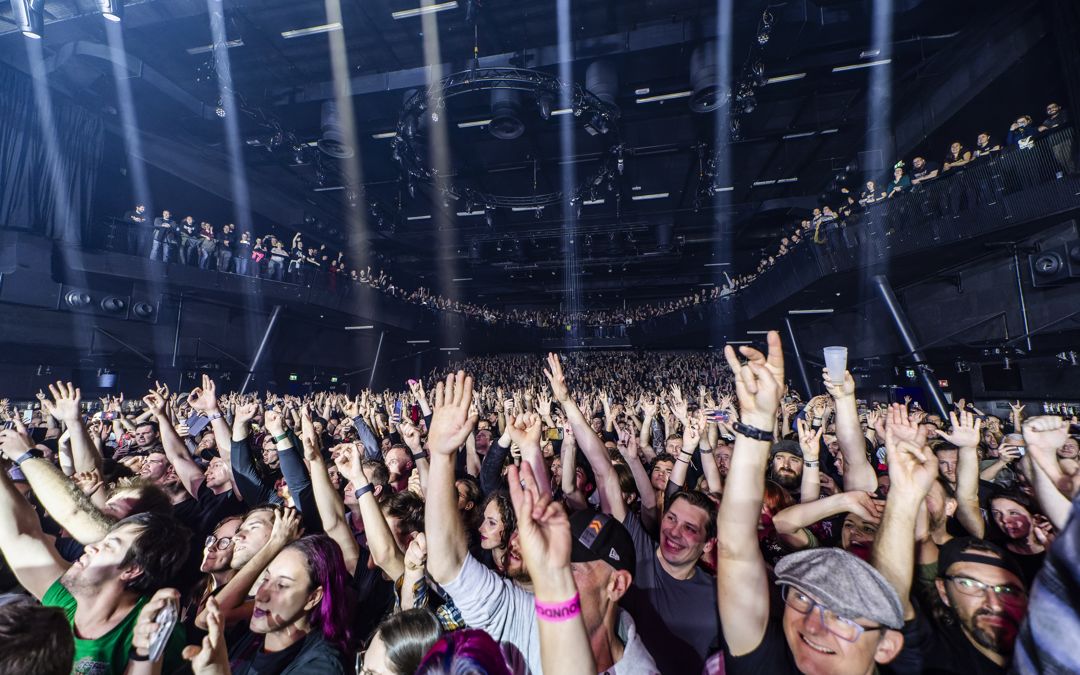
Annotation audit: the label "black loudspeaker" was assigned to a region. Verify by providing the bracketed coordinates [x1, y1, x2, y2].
[1029, 245, 1071, 287]
[1065, 239, 1080, 278]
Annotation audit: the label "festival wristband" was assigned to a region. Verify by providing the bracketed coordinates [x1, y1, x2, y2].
[535, 594, 581, 622]
[804, 460, 820, 468]
[14, 452, 34, 467]
[273, 433, 289, 443]
[411, 450, 428, 461]
[206, 412, 223, 422]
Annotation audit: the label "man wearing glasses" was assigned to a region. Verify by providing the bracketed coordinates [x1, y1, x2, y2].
[717, 333, 912, 675]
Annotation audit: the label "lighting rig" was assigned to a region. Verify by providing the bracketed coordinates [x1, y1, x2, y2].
[392, 67, 623, 213]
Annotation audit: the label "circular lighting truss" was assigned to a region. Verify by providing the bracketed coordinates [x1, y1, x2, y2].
[393, 67, 622, 210]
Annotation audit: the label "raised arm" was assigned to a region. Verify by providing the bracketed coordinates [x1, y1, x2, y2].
[0, 428, 70, 599]
[544, 353, 623, 521]
[1023, 416, 1079, 498]
[506, 412, 550, 498]
[617, 431, 658, 530]
[189, 376, 237, 491]
[424, 371, 478, 585]
[822, 369, 878, 493]
[41, 382, 102, 476]
[717, 331, 784, 656]
[334, 444, 403, 579]
[796, 417, 823, 503]
[509, 462, 595, 675]
[302, 415, 361, 574]
[935, 410, 985, 538]
[772, 491, 881, 550]
[871, 405, 934, 621]
[144, 391, 204, 497]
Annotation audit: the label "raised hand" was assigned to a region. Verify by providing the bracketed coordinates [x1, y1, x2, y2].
[723, 330, 785, 430]
[842, 491, 886, 524]
[398, 419, 423, 454]
[934, 410, 981, 449]
[885, 437, 938, 499]
[884, 403, 922, 445]
[187, 374, 219, 413]
[427, 371, 478, 457]
[0, 418, 34, 461]
[507, 461, 572, 587]
[796, 417, 824, 460]
[142, 391, 167, 418]
[130, 588, 182, 663]
[182, 596, 229, 675]
[234, 401, 258, 425]
[1022, 416, 1069, 462]
[268, 507, 303, 547]
[43, 381, 82, 423]
[332, 443, 365, 484]
[508, 412, 543, 448]
[72, 469, 104, 497]
[543, 353, 571, 403]
[822, 368, 856, 400]
[263, 409, 286, 437]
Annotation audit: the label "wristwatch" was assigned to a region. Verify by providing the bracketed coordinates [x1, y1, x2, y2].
[732, 421, 776, 442]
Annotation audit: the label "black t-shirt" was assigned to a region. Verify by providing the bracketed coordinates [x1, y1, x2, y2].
[173, 484, 246, 542]
[1042, 110, 1069, 130]
[725, 612, 924, 675]
[349, 543, 395, 644]
[906, 604, 1005, 674]
[229, 631, 307, 675]
[124, 210, 148, 225]
[621, 511, 720, 675]
[912, 161, 941, 182]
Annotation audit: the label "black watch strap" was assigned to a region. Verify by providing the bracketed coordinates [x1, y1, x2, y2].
[732, 421, 776, 442]
[354, 483, 375, 500]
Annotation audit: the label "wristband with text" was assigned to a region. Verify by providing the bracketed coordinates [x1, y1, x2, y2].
[354, 483, 375, 500]
[206, 412, 223, 422]
[535, 594, 581, 622]
[273, 432, 290, 443]
[14, 452, 34, 467]
[804, 460, 820, 468]
[732, 421, 776, 442]
[411, 450, 428, 461]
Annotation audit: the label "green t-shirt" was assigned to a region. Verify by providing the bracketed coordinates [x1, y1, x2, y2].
[42, 579, 186, 675]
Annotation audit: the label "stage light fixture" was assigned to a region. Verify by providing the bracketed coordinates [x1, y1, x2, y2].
[100, 296, 127, 313]
[11, 0, 44, 38]
[97, 0, 122, 22]
[64, 290, 91, 308]
[132, 301, 155, 319]
[215, 98, 226, 118]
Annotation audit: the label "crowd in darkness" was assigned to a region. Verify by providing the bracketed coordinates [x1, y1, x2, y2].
[1, 338, 1079, 674]
[747, 101, 1074, 280]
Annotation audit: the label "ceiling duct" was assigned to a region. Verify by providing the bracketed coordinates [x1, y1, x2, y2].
[489, 89, 525, 140]
[690, 42, 729, 113]
[585, 60, 620, 113]
[317, 101, 354, 159]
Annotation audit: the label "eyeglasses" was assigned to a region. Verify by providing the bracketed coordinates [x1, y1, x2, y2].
[204, 535, 234, 551]
[945, 576, 1026, 602]
[781, 585, 882, 642]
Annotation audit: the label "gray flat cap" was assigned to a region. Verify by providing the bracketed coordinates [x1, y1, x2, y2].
[774, 547, 905, 630]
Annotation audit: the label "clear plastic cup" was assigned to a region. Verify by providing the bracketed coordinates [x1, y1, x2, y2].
[823, 346, 848, 380]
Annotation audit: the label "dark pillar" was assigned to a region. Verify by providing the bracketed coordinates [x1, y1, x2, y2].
[871, 274, 950, 419]
[784, 317, 814, 400]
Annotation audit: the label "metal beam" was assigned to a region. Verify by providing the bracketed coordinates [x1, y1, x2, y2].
[241, 304, 283, 395]
[872, 275, 949, 419]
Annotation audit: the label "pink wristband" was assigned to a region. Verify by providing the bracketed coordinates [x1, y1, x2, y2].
[534, 594, 581, 622]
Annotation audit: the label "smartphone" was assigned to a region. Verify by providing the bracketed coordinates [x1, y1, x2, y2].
[545, 427, 564, 441]
[391, 399, 403, 424]
[705, 409, 731, 424]
[22, 409, 32, 424]
[407, 378, 418, 387]
[103, 411, 118, 421]
[185, 413, 210, 438]
[146, 598, 178, 662]
[1015, 445, 1027, 457]
[1069, 424, 1080, 435]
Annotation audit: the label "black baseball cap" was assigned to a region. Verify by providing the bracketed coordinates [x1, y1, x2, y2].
[569, 508, 636, 575]
[770, 439, 803, 459]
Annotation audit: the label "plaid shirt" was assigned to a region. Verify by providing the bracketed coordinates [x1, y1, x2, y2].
[394, 574, 467, 631]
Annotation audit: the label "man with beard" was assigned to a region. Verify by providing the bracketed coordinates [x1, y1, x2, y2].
[873, 409, 1026, 674]
[0, 454, 189, 675]
[769, 440, 805, 498]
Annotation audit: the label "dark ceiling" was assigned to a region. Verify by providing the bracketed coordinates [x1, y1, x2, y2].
[1, 0, 1053, 312]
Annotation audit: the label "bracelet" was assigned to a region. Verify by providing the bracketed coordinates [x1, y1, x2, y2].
[411, 450, 428, 461]
[14, 451, 34, 467]
[732, 422, 776, 442]
[804, 460, 820, 468]
[354, 484, 375, 500]
[273, 432, 289, 443]
[128, 651, 150, 662]
[206, 412, 223, 422]
[535, 594, 581, 622]
[675, 456, 690, 464]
